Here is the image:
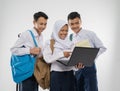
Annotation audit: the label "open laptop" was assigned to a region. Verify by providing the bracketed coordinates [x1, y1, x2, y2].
[57, 47, 99, 67]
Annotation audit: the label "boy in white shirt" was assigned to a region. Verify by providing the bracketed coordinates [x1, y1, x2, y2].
[10, 11, 48, 91]
[67, 11, 106, 91]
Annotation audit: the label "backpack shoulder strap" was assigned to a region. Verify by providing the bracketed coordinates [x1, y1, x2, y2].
[50, 39, 55, 54]
[28, 30, 38, 47]
[69, 34, 73, 41]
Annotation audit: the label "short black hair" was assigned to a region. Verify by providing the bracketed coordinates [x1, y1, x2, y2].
[67, 11, 81, 21]
[33, 11, 48, 21]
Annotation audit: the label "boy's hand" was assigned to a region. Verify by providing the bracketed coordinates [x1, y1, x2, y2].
[30, 47, 41, 55]
[75, 62, 84, 69]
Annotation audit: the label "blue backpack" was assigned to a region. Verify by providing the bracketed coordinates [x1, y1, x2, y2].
[10, 30, 38, 83]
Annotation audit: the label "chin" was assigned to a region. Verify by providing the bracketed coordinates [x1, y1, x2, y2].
[61, 37, 65, 40]
[39, 30, 42, 33]
[73, 30, 79, 33]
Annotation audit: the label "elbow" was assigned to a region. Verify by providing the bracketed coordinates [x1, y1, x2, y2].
[103, 47, 107, 52]
[10, 47, 16, 54]
[98, 47, 107, 56]
[45, 60, 51, 64]
[43, 57, 52, 64]
[10, 47, 22, 55]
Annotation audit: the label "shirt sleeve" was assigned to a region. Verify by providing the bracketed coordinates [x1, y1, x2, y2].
[43, 43, 64, 64]
[91, 32, 107, 56]
[10, 31, 30, 55]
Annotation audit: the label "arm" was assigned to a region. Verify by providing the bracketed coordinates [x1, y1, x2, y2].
[11, 31, 41, 56]
[91, 32, 107, 56]
[10, 31, 30, 55]
[43, 44, 64, 64]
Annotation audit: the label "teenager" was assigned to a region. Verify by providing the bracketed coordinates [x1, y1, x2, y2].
[43, 20, 83, 91]
[10, 11, 48, 91]
[67, 11, 106, 91]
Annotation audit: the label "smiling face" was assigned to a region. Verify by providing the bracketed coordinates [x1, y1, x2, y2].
[68, 17, 82, 34]
[33, 17, 47, 35]
[58, 24, 68, 40]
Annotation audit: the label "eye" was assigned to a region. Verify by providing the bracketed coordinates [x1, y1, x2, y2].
[70, 23, 74, 26]
[62, 29, 68, 33]
[75, 21, 80, 25]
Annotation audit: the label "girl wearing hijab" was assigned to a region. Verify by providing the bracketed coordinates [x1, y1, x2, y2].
[43, 20, 83, 91]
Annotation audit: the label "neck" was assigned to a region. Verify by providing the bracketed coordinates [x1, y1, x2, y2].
[76, 27, 82, 34]
[34, 27, 41, 36]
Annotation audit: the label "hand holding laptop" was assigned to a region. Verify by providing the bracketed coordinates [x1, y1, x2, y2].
[57, 47, 99, 67]
[75, 62, 84, 69]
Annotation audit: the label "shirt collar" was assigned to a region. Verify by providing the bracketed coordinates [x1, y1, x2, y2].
[73, 28, 83, 37]
[31, 28, 41, 37]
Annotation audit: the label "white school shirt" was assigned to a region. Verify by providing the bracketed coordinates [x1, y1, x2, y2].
[43, 40, 77, 72]
[10, 28, 43, 57]
[72, 29, 106, 56]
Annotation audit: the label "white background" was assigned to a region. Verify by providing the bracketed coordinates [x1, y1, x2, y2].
[0, 0, 120, 91]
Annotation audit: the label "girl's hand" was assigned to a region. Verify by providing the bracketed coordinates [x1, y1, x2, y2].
[63, 51, 71, 58]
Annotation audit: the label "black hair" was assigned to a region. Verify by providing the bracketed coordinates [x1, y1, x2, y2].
[33, 11, 48, 21]
[67, 11, 81, 20]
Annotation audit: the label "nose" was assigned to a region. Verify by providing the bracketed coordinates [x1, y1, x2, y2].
[73, 24, 77, 28]
[42, 24, 46, 30]
[63, 30, 68, 34]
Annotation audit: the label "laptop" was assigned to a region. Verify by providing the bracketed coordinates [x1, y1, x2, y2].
[57, 47, 99, 67]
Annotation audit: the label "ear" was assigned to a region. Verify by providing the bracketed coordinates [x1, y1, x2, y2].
[33, 20, 36, 25]
[68, 20, 70, 25]
[80, 20, 82, 24]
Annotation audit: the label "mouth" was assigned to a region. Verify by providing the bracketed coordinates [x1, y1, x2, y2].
[38, 28, 44, 33]
[60, 34, 67, 39]
[73, 27, 79, 30]
[62, 34, 67, 37]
